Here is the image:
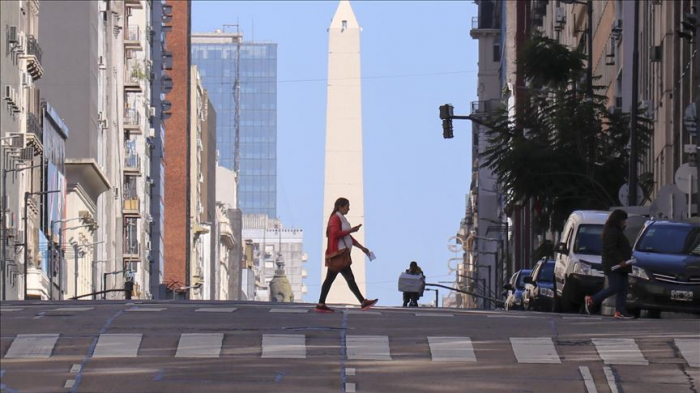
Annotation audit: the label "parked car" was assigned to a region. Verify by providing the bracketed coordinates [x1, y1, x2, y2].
[503, 269, 532, 311]
[553, 210, 646, 312]
[523, 259, 556, 311]
[628, 220, 700, 317]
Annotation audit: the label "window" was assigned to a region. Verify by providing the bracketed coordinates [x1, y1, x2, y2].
[574, 225, 604, 255]
[493, 42, 501, 62]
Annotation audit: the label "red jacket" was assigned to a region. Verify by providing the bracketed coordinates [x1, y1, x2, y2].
[325, 214, 362, 265]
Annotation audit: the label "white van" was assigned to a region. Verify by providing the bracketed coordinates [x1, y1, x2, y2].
[553, 210, 645, 312]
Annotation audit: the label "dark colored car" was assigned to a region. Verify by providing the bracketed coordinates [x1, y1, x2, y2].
[629, 220, 700, 317]
[523, 259, 556, 311]
[503, 269, 532, 311]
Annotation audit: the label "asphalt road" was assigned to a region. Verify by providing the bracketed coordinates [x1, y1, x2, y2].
[1, 301, 698, 393]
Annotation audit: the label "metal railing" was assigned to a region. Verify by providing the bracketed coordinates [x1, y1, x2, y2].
[125, 60, 144, 85]
[124, 108, 140, 127]
[127, 25, 140, 42]
[26, 35, 42, 63]
[471, 16, 480, 30]
[123, 240, 140, 256]
[124, 153, 141, 171]
[26, 112, 43, 141]
[470, 99, 501, 115]
[123, 196, 140, 212]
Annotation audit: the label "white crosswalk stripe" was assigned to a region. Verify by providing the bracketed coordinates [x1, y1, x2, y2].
[346, 335, 391, 360]
[2, 332, 695, 366]
[674, 338, 700, 367]
[176, 333, 224, 358]
[592, 338, 648, 365]
[428, 337, 476, 362]
[195, 308, 237, 313]
[93, 334, 142, 358]
[4, 334, 59, 358]
[261, 334, 306, 359]
[510, 337, 561, 364]
[269, 308, 308, 313]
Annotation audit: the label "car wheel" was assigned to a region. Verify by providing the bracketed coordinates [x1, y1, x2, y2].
[646, 309, 661, 319]
[560, 284, 576, 313]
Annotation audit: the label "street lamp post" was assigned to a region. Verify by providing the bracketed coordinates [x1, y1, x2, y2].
[92, 258, 118, 300]
[103, 269, 133, 300]
[23, 190, 60, 300]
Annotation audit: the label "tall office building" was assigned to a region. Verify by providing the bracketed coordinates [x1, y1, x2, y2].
[191, 31, 278, 217]
[322, 0, 367, 304]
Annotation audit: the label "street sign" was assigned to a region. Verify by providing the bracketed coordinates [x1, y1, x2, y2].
[618, 183, 643, 206]
[674, 163, 698, 194]
[650, 185, 688, 220]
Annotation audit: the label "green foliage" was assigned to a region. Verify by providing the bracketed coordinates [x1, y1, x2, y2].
[480, 37, 653, 233]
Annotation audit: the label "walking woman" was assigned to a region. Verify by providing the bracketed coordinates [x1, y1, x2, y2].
[316, 197, 378, 313]
[584, 209, 635, 319]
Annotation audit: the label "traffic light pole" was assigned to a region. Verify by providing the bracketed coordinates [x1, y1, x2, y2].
[695, 0, 700, 215]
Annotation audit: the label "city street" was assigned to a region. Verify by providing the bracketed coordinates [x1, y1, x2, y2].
[1, 301, 698, 393]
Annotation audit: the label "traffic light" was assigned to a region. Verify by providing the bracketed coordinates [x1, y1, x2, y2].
[442, 119, 454, 139]
[440, 104, 454, 139]
[678, 12, 698, 42]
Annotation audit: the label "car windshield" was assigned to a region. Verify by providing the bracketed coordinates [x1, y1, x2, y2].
[574, 224, 604, 255]
[538, 263, 554, 282]
[636, 225, 700, 255]
[516, 270, 531, 288]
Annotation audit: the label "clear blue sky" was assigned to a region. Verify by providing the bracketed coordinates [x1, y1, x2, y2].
[193, 1, 478, 306]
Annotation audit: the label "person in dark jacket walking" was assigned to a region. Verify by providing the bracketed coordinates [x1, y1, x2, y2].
[584, 209, 635, 319]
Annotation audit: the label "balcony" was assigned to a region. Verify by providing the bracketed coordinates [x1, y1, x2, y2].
[123, 196, 141, 217]
[124, 153, 141, 176]
[124, 61, 144, 92]
[123, 240, 140, 260]
[125, 25, 142, 50]
[26, 112, 44, 155]
[20, 35, 44, 80]
[125, 0, 143, 8]
[124, 108, 142, 133]
[470, 99, 501, 116]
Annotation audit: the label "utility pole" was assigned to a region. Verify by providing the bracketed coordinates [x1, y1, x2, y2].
[628, 0, 640, 206]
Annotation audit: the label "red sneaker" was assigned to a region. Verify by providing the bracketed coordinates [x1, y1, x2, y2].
[614, 311, 635, 320]
[361, 299, 378, 311]
[314, 304, 335, 313]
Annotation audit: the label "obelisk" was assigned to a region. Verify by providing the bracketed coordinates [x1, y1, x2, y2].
[322, 0, 366, 304]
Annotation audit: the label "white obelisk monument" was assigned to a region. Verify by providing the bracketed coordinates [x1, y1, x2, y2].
[322, 0, 366, 304]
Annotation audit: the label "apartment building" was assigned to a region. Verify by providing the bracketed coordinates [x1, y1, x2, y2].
[535, 0, 698, 214]
[37, 0, 156, 300]
[216, 164, 243, 300]
[1, 0, 46, 300]
[188, 65, 213, 300]
[148, 0, 170, 297]
[242, 215, 307, 302]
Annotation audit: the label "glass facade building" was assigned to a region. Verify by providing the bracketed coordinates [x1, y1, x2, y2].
[192, 34, 277, 217]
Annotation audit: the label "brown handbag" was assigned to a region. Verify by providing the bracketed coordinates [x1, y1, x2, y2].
[326, 239, 352, 273]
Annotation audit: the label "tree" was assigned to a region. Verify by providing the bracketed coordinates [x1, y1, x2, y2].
[480, 36, 652, 233]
